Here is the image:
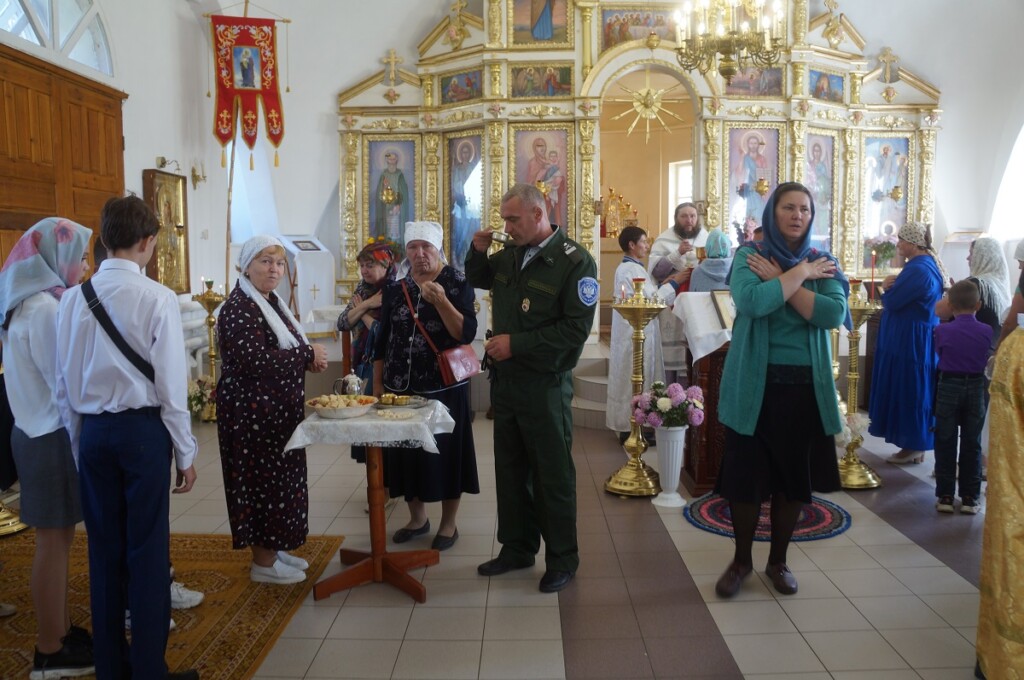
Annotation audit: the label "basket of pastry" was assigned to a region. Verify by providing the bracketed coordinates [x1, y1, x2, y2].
[305, 393, 378, 419]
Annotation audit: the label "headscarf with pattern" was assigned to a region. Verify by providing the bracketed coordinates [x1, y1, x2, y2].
[897, 221, 951, 291]
[969, 237, 1011, 320]
[237, 235, 309, 350]
[0, 217, 92, 330]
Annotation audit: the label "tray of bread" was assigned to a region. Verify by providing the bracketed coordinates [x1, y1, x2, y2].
[306, 394, 378, 419]
[374, 394, 429, 409]
[376, 408, 416, 420]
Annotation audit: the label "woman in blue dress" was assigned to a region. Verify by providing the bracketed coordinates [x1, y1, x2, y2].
[869, 221, 950, 464]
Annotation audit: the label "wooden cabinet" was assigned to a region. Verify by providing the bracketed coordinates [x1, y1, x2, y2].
[682, 343, 729, 496]
[0, 44, 124, 264]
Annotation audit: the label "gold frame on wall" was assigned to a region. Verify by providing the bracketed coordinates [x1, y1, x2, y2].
[857, 131, 917, 277]
[443, 128, 485, 269]
[722, 121, 786, 235]
[437, 66, 485, 109]
[804, 126, 841, 255]
[142, 169, 190, 294]
[508, 61, 575, 100]
[507, 0, 575, 50]
[808, 66, 846, 105]
[508, 121, 575, 235]
[361, 134, 423, 248]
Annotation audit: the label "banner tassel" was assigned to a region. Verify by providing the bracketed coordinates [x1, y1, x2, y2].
[249, 153, 254, 171]
[221, 147, 226, 168]
[274, 149, 279, 167]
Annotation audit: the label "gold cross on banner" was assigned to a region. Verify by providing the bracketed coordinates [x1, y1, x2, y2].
[309, 284, 320, 300]
[381, 49, 403, 86]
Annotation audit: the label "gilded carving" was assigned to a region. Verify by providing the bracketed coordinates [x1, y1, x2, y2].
[424, 133, 441, 222]
[487, 122, 505, 233]
[509, 105, 572, 118]
[815, 109, 848, 124]
[791, 63, 807, 98]
[790, 120, 807, 184]
[793, 0, 808, 46]
[489, 63, 502, 98]
[487, 103, 506, 117]
[881, 86, 898, 103]
[841, 128, 859, 273]
[580, 4, 594, 80]
[918, 128, 936, 225]
[341, 114, 359, 129]
[441, 110, 484, 125]
[850, 73, 863, 105]
[487, 0, 502, 48]
[726, 105, 785, 120]
[362, 118, 420, 131]
[342, 132, 360, 283]
[421, 76, 433, 108]
[578, 119, 596, 255]
[869, 114, 912, 130]
[704, 120, 722, 230]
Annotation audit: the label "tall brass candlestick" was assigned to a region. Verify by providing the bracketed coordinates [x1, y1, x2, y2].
[192, 280, 226, 422]
[605, 278, 665, 497]
[0, 499, 27, 536]
[838, 280, 882, 489]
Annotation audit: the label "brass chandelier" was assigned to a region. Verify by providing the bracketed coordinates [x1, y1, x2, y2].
[673, 0, 785, 84]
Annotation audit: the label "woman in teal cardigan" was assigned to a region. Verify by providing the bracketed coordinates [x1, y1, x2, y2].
[714, 182, 849, 599]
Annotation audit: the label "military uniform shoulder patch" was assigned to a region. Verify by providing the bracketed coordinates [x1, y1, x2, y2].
[562, 241, 583, 263]
[578, 277, 599, 306]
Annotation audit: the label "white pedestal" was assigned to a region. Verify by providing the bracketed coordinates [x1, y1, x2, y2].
[652, 426, 688, 508]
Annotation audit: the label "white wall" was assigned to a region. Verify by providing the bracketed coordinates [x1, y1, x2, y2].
[8, 0, 1024, 289]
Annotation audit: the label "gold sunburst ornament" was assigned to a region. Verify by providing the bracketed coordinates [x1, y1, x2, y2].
[605, 57, 687, 144]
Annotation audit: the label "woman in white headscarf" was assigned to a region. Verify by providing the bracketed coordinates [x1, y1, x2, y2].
[0, 218, 95, 671]
[935, 236, 1010, 344]
[997, 240, 1024, 349]
[373, 221, 479, 552]
[216, 236, 328, 585]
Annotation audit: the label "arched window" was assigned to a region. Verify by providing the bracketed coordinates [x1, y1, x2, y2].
[1, 0, 113, 76]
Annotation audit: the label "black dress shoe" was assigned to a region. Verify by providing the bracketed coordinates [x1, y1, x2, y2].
[168, 670, 199, 680]
[539, 570, 574, 593]
[477, 556, 533, 576]
[714, 561, 753, 598]
[765, 562, 798, 595]
[392, 520, 430, 544]
[431, 529, 459, 551]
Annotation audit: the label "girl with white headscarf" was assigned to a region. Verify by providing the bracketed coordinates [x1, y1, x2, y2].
[0, 218, 96, 671]
[215, 235, 328, 585]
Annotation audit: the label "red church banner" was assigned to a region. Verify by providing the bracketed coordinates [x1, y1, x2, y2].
[211, 15, 284, 158]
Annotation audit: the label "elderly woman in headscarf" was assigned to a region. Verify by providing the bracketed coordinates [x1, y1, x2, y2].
[216, 235, 328, 585]
[689, 229, 734, 292]
[713, 182, 848, 599]
[935, 236, 1010, 346]
[0, 218, 95, 671]
[869, 221, 950, 465]
[373, 221, 479, 551]
[996, 240, 1024, 349]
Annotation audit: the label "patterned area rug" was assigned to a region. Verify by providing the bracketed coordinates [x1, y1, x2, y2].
[0, 531, 344, 679]
[684, 493, 852, 541]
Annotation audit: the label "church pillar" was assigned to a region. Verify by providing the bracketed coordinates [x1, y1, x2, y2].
[578, 118, 596, 255]
[703, 119, 722, 230]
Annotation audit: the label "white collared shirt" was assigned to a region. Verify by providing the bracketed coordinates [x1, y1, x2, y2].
[55, 258, 198, 470]
[2, 292, 62, 438]
[521, 228, 559, 269]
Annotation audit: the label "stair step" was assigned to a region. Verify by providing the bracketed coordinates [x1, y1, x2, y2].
[574, 373, 607, 402]
[571, 395, 611, 430]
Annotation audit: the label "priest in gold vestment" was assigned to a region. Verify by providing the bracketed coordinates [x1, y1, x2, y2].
[976, 327, 1024, 679]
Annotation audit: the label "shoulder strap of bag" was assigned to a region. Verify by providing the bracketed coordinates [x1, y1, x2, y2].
[82, 279, 156, 383]
[400, 281, 442, 356]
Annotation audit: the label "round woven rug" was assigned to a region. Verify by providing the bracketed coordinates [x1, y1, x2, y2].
[683, 493, 852, 541]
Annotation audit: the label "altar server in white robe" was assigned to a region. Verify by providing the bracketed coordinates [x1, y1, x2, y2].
[648, 203, 709, 383]
[607, 226, 690, 439]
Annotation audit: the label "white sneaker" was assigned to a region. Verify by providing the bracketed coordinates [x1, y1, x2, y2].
[170, 581, 205, 609]
[276, 551, 309, 571]
[125, 610, 176, 631]
[250, 559, 306, 585]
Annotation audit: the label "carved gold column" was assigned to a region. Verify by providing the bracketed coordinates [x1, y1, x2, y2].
[487, 0, 503, 48]
[578, 118, 596, 255]
[792, 0, 808, 46]
[703, 119, 722, 230]
[488, 62, 503, 98]
[487, 122, 505, 233]
[790, 120, 806, 184]
[840, 128, 860, 273]
[791, 62, 807, 98]
[579, 2, 595, 79]
[424, 133, 440, 222]
[342, 132, 360, 281]
[421, 75, 434, 109]
[918, 128, 936, 225]
[850, 73, 863, 105]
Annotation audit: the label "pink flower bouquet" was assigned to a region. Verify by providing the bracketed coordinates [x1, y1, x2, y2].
[631, 381, 705, 429]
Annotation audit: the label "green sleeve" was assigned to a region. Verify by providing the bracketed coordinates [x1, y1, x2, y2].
[465, 247, 494, 290]
[730, 248, 785, 318]
[509, 253, 597, 362]
[807, 278, 848, 329]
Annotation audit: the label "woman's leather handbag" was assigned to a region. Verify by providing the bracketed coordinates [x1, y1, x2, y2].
[401, 282, 480, 387]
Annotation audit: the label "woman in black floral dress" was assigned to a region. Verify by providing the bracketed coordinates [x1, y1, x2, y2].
[217, 236, 328, 584]
[373, 221, 479, 551]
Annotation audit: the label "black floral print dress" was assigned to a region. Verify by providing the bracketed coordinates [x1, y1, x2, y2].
[373, 266, 480, 502]
[216, 284, 314, 551]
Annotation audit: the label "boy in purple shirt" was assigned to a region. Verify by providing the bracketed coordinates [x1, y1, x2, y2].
[933, 280, 993, 514]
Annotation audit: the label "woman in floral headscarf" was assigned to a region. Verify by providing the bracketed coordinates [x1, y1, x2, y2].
[869, 221, 950, 464]
[0, 218, 95, 673]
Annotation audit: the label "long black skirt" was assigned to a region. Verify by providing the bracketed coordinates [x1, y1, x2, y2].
[385, 382, 479, 502]
[715, 382, 840, 505]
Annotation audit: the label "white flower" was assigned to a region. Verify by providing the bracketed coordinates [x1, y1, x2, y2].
[656, 397, 673, 412]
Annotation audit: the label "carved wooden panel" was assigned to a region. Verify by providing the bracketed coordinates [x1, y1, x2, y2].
[682, 344, 729, 495]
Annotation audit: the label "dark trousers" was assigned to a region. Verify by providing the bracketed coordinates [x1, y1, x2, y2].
[79, 408, 172, 680]
[933, 375, 987, 499]
[491, 369, 578, 573]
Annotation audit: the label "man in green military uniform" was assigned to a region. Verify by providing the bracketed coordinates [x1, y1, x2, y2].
[466, 184, 598, 593]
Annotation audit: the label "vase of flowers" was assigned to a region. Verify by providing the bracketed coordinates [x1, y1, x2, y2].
[631, 381, 705, 507]
[865, 234, 898, 267]
[187, 376, 216, 422]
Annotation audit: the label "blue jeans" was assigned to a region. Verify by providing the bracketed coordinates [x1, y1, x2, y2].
[933, 375, 987, 499]
[78, 408, 172, 680]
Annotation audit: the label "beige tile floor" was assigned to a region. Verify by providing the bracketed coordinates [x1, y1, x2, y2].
[167, 421, 982, 679]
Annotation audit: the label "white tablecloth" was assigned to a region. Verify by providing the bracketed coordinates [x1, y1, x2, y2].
[284, 400, 455, 454]
[673, 292, 732, 364]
